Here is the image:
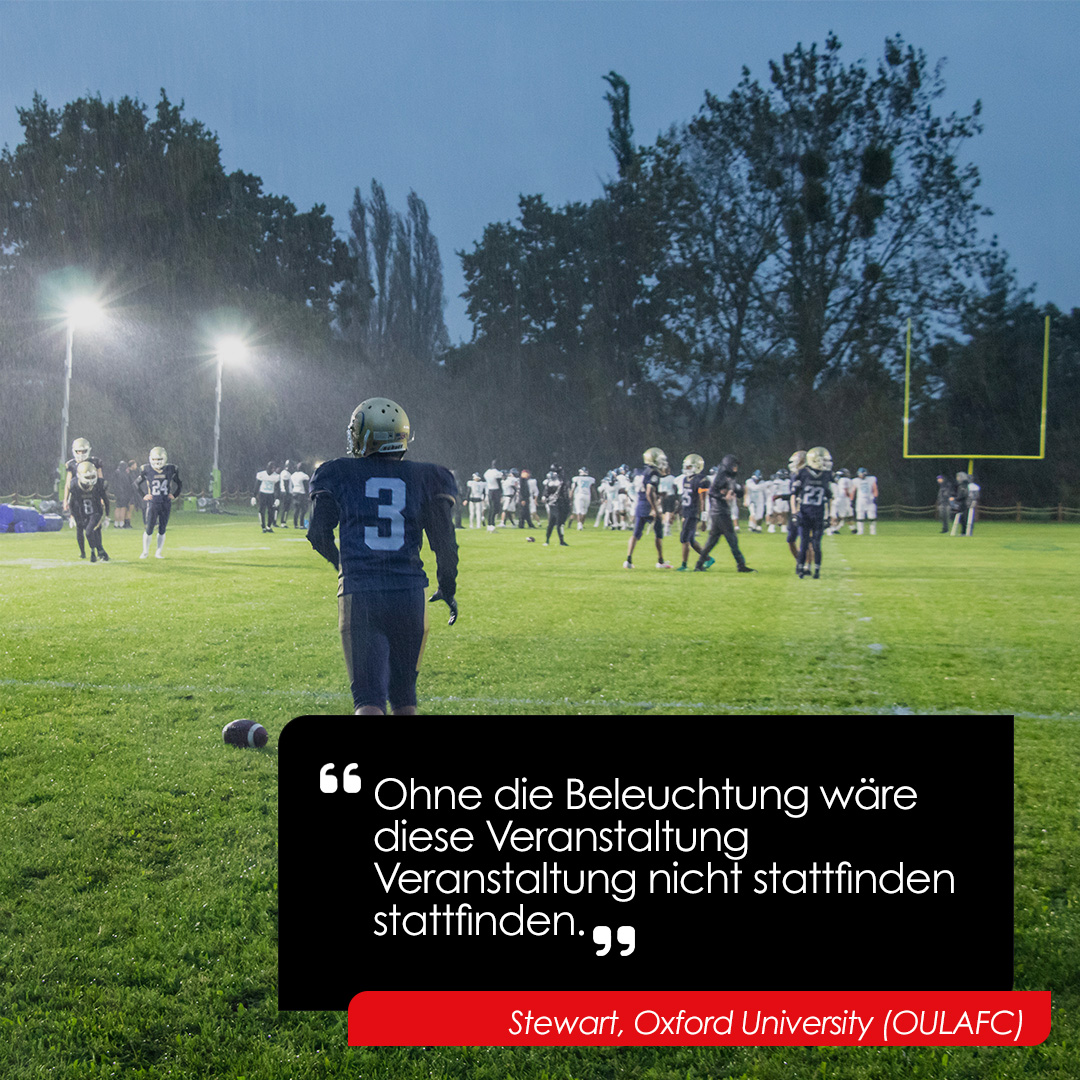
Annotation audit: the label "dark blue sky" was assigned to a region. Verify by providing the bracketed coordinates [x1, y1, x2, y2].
[3, 1, 1078, 343]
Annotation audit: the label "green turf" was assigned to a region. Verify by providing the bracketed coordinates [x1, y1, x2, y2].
[0, 511, 1077, 1077]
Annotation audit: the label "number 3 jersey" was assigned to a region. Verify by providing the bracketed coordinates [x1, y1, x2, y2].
[307, 456, 458, 596]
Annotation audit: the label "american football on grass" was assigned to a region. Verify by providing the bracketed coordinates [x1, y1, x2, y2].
[222, 719, 269, 748]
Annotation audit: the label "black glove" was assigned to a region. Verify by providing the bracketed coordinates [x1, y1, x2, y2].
[429, 589, 458, 626]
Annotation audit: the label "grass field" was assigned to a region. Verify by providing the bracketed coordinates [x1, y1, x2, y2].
[1, 510, 1078, 1077]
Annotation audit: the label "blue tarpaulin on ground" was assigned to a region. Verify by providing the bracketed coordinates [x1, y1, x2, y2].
[0, 504, 47, 532]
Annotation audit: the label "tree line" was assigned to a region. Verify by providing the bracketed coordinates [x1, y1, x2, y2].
[0, 37, 1076, 504]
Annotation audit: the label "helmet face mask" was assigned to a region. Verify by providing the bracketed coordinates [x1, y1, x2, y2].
[643, 447, 669, 475]
[149, 447, 167, 470]
[682, 453, 704, 475]
[76, 460, 97, 491]
[806, 446, 833, 471]
[349, 398, 410, 457]
[72, 438, 91, 462]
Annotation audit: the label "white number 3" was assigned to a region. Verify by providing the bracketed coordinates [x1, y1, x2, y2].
[364, 478, 406, 550]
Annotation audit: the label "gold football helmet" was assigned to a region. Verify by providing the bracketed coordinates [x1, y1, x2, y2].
[788, 450, 807, 473]
[76, 460, 98, 491]
[643, 447, 669, 474]
[72, 437, 91, 462]
[682, 453, 704, 475]
[149, 447, 168, 470]
[348, 398, 410, 457]
[806, 446, 833, 471]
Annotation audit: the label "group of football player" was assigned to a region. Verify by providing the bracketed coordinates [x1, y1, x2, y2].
[62, 438, 181, 561]
[462, 449, 879, 579]
[251, 461, 312, 533]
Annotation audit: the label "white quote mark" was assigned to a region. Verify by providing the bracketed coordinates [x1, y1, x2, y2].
[319, 763, 361, 794]
[592, 925, 635, 957]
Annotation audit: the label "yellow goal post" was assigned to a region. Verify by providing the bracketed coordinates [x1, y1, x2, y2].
[902, 316, 1050, 476]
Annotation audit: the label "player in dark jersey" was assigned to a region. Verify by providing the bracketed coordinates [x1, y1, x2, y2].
[675, 453, 708, 571]
[791, 447, 833, 578]
[69, 460, 111, 562]
[62, 437, 104, 517]
[695, 454, 755, 573]
[624, 447, 672, 569]
[136, 446, 182, 559]
[543, 465, 571, 546]
[307, 397, 459, 716]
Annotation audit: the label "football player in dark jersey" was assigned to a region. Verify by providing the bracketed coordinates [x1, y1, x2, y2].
[70, 460, 111, 562]
[624, 447, 672, 569]
[307, 398, 459, 716]
[675, 453, 708, 571]
[791, 446, 833, 578]
[695, 454, 755, 573]
[62, 437, 104, 517]
[543, 465, 571, 546]
[136, 446, 182, 559]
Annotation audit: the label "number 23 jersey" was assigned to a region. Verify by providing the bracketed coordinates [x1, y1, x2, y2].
[308, 456, 457, 595]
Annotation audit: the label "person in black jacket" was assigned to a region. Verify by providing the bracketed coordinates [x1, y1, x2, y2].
[936, 473, 955, 533]
[543, 465, 571, 547]
[695, 454, 755, 573]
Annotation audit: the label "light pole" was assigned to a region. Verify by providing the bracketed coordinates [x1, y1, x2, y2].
[58, 299, 104, 494]
[212, 336, 247, 499]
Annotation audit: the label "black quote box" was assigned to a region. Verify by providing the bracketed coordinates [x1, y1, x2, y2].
[279, 717, 1012, 1010]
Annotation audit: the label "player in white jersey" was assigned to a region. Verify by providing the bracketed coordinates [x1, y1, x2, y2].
[829, 468, 854, 534]
[594, 474, 615, 527]
[570, 468, 596, 529]
[853, 468, 878, 534]
[744, 470, 767, 532]
[466, 472, 486, 528]
[770, 470, 793, 532]
[482, 462, 503, 531]
[500, 470, 519, 526]
[615, 469, 634, 529]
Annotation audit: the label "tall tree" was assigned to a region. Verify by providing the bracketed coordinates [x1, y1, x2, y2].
[669, 34, 989, 426]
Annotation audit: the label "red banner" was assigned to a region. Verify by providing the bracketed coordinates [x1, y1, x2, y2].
[348, 990, 1050, 1047]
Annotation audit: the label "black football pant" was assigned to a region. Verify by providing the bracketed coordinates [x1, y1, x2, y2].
[258, 493, 275, 529]
[696, 511, 746, 569]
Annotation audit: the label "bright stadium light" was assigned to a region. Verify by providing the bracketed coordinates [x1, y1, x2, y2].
[211, 336, 249, 498]
[58, 297, 105, 494]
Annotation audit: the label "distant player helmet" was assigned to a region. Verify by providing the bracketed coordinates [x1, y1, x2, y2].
[956, 471, 969, 484]
[472, 472, 481, 481]
[76, 460, 97, 491]
[807, 446, 833, 471]
[643, 447, 669, 474]
[682, 453, 704, 475]
[788, 450, 807, 473]
[752, 469, 763, 480]
[149, 446, 167, 470]
[857, 467, 868, 477]
[348, 398, 410, 457]
[72, 437, 91, 462]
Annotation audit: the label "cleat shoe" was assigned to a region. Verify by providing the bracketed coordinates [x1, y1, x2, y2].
[90, 550, 97, 562]
[623, 560, 634, 569]
[79, 553, 86, 559]
[702, 557, 715, 570]
[139, 552, 148, 559]
[813, 568, 820, 579]
[693, 565, 706, 571]
[99, 550, 109, 562]
[559, 541, 569, 546]
[655, 561, 672, 569]
[155, 551, 165, 559]
[737, 564, 757, 573]
[675, 564, 688, 571]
